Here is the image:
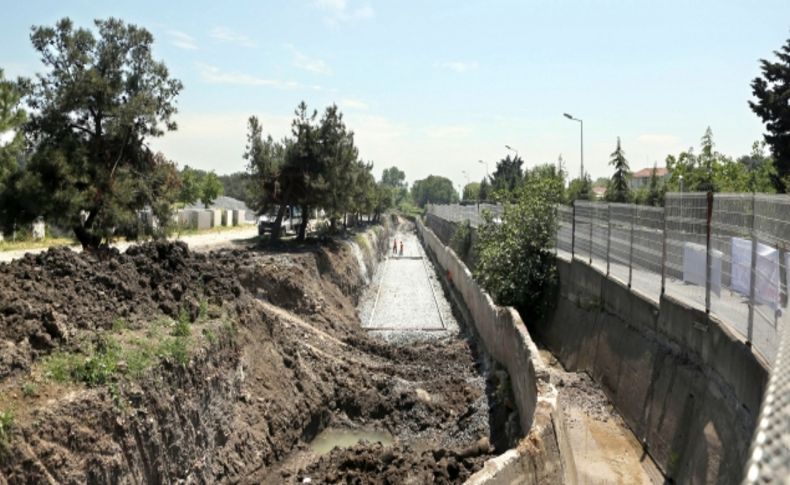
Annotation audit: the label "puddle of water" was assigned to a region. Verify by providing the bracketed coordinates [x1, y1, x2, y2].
[309, 428, 394, 455]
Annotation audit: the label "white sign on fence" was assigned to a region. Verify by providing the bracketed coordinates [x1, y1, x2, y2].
[682, 242, 722, 295]
[731, 237, 781, 308]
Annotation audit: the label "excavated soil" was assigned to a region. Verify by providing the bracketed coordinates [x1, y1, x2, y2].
[0, 227, 510, 483]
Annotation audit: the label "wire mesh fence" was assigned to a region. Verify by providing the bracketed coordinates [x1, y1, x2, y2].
[428, 194, 790, 364]
[429, 195, 790, 481]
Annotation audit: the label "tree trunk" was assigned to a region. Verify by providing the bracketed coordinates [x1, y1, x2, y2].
[271, 205, 287, 241]
[73, 209, 102, 249]
[297, 204, 309, 241]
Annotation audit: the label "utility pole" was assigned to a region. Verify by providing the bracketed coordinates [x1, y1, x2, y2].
[563, 113, 584, 178]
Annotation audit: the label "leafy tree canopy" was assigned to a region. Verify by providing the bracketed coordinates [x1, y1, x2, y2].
[410, 175, 459, 207]
[381, 166, 406, 188]
[462, 182, 480, 202]
[489, 154, 524, 198]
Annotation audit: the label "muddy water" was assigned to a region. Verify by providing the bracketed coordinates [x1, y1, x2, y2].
[310, 428, 394, 455]
[539, 349, 663, 484]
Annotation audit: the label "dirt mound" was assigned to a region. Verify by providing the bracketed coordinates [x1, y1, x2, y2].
[297, 440, 491, 484]
[0, 242, 249, 380]
[0, 231, 508, 483]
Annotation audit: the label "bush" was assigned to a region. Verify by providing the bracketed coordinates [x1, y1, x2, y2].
[474, 175, 559, 321]
[449, 220, 473, 262]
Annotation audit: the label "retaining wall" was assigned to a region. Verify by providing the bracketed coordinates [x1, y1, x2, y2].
[416, 218, 575, 484]
[539, 255, 769, 484]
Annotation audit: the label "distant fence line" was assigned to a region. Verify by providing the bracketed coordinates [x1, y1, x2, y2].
[428, 194, 790, 365]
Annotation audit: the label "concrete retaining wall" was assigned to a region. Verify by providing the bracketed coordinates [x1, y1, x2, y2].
[416, 218, 574, 484]
[539, 256, 769, 484]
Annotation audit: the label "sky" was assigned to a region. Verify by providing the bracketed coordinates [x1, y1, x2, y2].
[2, 0, 789, 193]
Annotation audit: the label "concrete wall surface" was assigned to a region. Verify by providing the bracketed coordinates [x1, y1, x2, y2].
[416, 218, 575, 485]
[538, 256, 770, 484]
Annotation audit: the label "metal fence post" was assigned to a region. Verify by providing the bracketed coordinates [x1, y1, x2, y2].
[589, 204, 594, 265]
[606, 204, 611, 277]
[705, 191, 714, 315]
[628, 205, 635, 288]
[747, 193, 757, 347]
[571, 202, 576, 259]
[660, 204, 668, 296]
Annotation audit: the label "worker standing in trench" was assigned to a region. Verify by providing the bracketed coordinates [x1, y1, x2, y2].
[392, 239, 398, 256]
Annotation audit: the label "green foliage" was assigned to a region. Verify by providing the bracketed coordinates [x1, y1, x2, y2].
[605, 137, 631, 203]
[410, 175, 459, 207]
[462, 182, 481, 202]
[3, 18, 183, 248]
[202, 328, 217, 345]
[173, 308, 192, 337]
[750, 36, 790, 192]
[0, 69, 25, 206]
[478, 177, 491, 202]
[381, 167, 406, 189]
[112, 318, 128, 333]
[566, 174, 592, 203]
[450, 220, 473, 262]
[198, 300, 209, 320]
[246, 102, 387, 239]
[21, 381, 37, 397]
[665, 129, 777, 194]
[475, 172, 558, 320]
[157, 337, 189, 366]
[0, 409, 13, 448]
[489, 155, 524, 198]
[178, 166, 224, 208]
[218, 172, 251, 205]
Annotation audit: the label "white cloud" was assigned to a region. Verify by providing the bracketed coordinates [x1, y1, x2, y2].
[437, 61, 478, 73]
[423, 124, 474, 138]
[313, 0, 375, 23]
[340, 98, 369, 110]
[167, 30, 197, 50]
[210, 26, 256, 48]
[197, 63, 324, 91]
[287, 45, 331, 74]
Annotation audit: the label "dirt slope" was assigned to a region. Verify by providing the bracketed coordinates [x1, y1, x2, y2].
[0, 230, 503, 483]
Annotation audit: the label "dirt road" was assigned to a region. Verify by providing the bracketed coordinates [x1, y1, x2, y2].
[0, 225, 258, 264]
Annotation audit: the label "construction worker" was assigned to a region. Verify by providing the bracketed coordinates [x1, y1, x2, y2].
[399, 240, 404, 256]
[392, 239, 398, 255]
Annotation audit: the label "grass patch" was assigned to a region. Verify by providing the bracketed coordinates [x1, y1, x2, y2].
[0, 409, 13, 449]
[111, 318, 128, 333]
[21, 382, 38, 397]
[0, 236, 74, 253]
[202, 328, 217, 345]
[198, 299, 209, 320]
[172, 308, 191, 337]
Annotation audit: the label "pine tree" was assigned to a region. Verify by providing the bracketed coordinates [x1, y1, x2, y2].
[606, 137, 631, 203]
[750, 36, 790, 192]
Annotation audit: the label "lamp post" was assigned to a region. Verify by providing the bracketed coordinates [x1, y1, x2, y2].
[461, 170, 470, 202]
[563, 113, 584, 179]
[478, 159, 488, 177]
[505, 144, 519, 159]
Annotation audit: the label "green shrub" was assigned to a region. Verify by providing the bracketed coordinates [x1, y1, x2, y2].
[173, 308, 191, 337]
[0, 409, 13, 449]
[158, 337, 189, 366]
[21, 382, 38, 397]
[449, 220, 473, 262]
[112, 318, 128, 333]
[474, 174, 560, 321]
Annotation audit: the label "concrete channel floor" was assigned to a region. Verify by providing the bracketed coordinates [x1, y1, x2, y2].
[362, 231, 448, 332]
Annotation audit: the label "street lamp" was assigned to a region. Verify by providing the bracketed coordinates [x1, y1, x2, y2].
[478, 159, 488, 177]
[563, 113, 584, 179]
[505, 145, 519, 159]
[461, 170, 470, 202]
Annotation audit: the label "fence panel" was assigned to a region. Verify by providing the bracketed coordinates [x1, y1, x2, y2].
[608, 203, 633, 285]
[556, 205, 573, 257]
[573, 201, 594, 263]
[663, 193, 710, 314]
[630, 205, 664, 298]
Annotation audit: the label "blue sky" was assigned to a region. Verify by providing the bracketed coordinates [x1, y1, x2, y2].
[2, 1, 789, 192]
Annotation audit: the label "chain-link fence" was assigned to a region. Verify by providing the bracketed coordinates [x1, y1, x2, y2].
[428, 195, 790, 363]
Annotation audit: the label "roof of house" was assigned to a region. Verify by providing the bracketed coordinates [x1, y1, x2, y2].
[592, 186, 607, 196]
[631, 167, 669, 179]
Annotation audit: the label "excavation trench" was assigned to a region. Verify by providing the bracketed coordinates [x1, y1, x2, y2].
[263, 220, 522, 482]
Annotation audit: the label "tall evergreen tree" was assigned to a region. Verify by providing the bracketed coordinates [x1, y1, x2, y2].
[5, 18, 183, 247]
[489, 155, 524, 196]
[605, 137, 631, 202]
[750, 36, 790, 192]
